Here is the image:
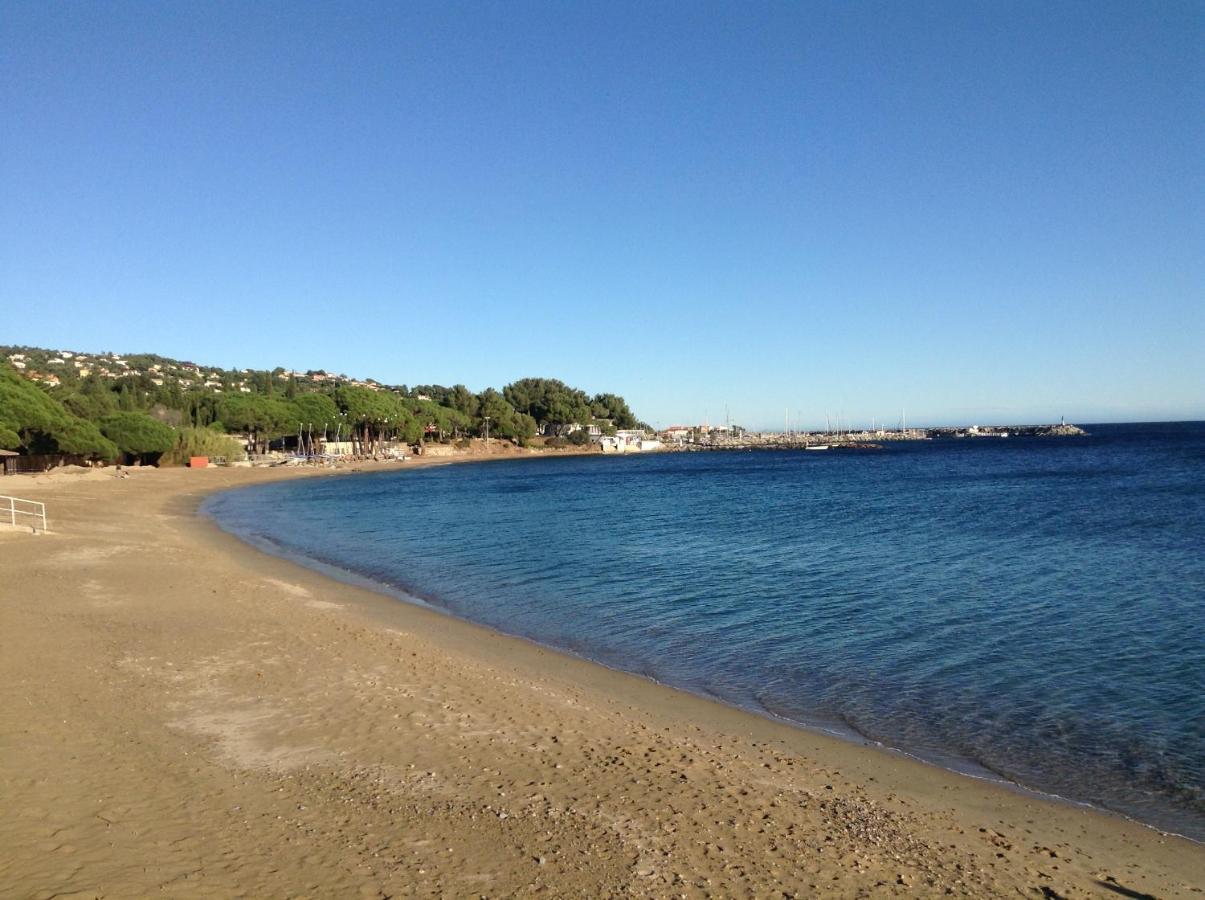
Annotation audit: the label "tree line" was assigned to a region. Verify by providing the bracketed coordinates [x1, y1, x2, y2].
[1, 363, 644, 465]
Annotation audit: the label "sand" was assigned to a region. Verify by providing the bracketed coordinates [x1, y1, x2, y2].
[0, 460, 1201, 898]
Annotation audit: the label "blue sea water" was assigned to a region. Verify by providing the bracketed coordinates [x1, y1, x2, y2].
[203, 422, 1205, 840]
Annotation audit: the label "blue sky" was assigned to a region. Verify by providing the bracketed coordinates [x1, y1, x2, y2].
[2, 1, 1201, 429]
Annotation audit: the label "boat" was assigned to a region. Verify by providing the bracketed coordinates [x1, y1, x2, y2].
[806, 444, 829, 451]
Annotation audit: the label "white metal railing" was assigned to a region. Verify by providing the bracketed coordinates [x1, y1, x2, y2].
[0, 495, 47, 532]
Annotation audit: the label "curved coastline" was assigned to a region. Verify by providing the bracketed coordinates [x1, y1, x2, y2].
[2, 460, 1201, 897]
[200, 464, 1201, 845]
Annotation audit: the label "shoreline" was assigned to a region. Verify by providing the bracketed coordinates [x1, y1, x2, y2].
[1, 460, 1202, 896]
[200, 471, 1196, 844]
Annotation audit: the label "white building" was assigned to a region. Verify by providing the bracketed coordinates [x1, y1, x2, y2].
[600, 433, 663, 454]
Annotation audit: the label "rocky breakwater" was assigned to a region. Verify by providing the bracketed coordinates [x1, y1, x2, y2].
[928, 423, 1087, 439]
[1040, 423, 1088, 436]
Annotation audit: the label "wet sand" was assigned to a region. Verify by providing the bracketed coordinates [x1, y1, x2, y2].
[1, 460, 1201, 897]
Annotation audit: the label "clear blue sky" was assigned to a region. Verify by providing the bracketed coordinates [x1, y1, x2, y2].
[3, 1, 1201, 429]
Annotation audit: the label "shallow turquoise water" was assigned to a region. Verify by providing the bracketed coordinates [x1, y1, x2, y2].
[204, 422, 1205, 839]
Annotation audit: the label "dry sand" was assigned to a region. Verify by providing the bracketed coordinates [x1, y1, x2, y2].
[1, 460, 1201, 898]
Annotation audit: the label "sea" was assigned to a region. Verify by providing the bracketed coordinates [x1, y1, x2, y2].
[202, 421, 1205, 841]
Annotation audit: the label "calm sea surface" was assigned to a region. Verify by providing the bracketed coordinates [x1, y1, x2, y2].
[203, 422, 1205, 840]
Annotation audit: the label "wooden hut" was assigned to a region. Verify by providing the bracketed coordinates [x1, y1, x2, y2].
[0, 449, 19, 476]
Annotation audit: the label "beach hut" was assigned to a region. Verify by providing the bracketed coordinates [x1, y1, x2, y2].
[0, 449, 20, 476]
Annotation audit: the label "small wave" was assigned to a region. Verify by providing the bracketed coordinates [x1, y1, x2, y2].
[203, 428, 1205, 841]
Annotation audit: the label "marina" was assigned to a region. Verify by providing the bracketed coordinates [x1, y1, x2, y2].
[662, 421, 1086, 452]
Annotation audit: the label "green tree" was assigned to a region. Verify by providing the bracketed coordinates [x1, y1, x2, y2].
[117, 383, 137, 411]
[60, 388, 119, 422]
[476, 389, 537, 443]
[447, 384, 479, 419]
[334, 386, 411, 453]
[159, 427, 247, 466]
[0, 364, 118, 459]
[410, 399, 473, 442]
[290, 392, 339, 431]
[99, 412, 176, 464]
[590, 392, 639, 430]
[219, 394, 294, 453]
[49, 418, 120, 459]
[503, 378, 592, 430]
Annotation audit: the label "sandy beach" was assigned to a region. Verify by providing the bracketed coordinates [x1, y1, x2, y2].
[1, 459, 1201, 898]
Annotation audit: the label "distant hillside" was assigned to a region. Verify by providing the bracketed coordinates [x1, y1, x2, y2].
[0, 345, 644, 465]
[0, 345, 387, 395]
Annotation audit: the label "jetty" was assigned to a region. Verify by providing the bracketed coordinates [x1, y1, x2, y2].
[663, 422, 1086, 452]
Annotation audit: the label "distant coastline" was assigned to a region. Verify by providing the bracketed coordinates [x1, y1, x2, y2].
[663, 421, 1086, 451]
